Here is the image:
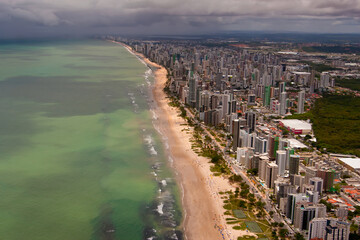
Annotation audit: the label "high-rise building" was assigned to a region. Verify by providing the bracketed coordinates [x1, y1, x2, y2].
[306, 190, 319, 203]
[298, 90, 305, 114]
[255, 136, 268, 154]
[335, 205, 348, 221]
[285, 148, 294, 170]
[248, 94, 256, 106]
[308, 218, 328, 240]
[279, 82, 286, 93]
[289, 155, 300, 175]
[316, 170, 336, 192]
[305, 167, 318, 184]
[279, 138, 289, 151]
[286, 193, 309, 222]
[267, 135, 276, 159]
[264, 86, 271, 107]
[326, 219, 350, 240]
[293, 174, 305, 189]
[275, 180, 296, 206]
[259, 155, 270, 181]
[308, 218, 350, 240]
[222, 94, 230, 118]
[245, 111, 256, 133]
[320, 72, 330, 88]
[265, 162, 278, 189]
[215, 72, 222, 91]
[294, 203, 326, 230]
[310, 177, 324, 194]
[232, 119, 240, 152]
[276, 150, 287, 177]
[188, 68, 197, 108]
[279, 92, 287, 115]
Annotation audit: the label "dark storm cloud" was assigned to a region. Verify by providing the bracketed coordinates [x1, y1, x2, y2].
[0, 0, 359, 38]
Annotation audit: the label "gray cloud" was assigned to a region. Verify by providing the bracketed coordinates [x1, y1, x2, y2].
[0, 0, 359, 38]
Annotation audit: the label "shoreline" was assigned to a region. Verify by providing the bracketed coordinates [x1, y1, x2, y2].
[114, 41, 250, 240]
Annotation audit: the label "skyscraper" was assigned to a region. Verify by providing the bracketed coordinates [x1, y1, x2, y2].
[294, 203, 326, 230]
[232, 119, 240, 152]
[188, 68, 197, 108]
[286, 193, 309, 222]
[276, 150, 287, 177]
[265, 162, 278, 189]
[308, 218, 350, 240]
[279, 82, 286, 93]
[245, 111, 256, 133]
[255, 137, 268, 154]
[316, 170, 336, 192]
[279, 92, 287, 115]
[248, 94, 256, 106]
[264, 85, 271, 107]
[298, 90, 305, 114]
[309, 177, 323, 193]
[308, 218, 328, 240]
[289, 155, 300, 175]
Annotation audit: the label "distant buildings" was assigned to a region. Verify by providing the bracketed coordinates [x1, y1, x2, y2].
[308, 218, 350, 240]
[120, 38, 353, 240]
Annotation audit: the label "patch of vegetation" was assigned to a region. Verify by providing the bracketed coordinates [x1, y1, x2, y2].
[336, 77, 360, 91]
[301, 61, 337, 72]
[287, 94, 360, 156]
[302, 45, 360, 55]
[238, 236, 256, 240]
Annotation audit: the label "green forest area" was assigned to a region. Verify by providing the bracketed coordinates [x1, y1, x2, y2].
[301, 61, 337, 72]
[335, 77, 360, 91]
[286, 94, 360, 156]
[302, 46, 360, 54]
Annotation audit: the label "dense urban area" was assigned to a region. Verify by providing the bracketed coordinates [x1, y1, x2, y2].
[110, 36, 360, 240]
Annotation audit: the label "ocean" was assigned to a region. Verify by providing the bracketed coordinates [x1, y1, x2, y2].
[0, 40, 182, 240]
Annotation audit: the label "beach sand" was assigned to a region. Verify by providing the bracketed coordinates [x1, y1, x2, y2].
[117, 41, 252, 240]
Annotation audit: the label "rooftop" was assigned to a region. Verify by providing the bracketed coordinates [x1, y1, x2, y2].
[338, 158, 360, 170]
[280, 119, 312, 130]
[287, 138, 308, 149]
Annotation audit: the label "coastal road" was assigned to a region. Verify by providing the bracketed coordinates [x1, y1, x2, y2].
[183, 104, 295, 235]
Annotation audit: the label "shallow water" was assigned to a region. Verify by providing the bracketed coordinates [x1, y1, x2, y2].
[0, 40, 181, 240]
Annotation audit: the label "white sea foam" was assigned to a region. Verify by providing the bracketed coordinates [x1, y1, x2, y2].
[144, 135, 158, 156]
[144, 135, 153, 145]
[149, 146, 158, 156]
[157, 202, 164, 215]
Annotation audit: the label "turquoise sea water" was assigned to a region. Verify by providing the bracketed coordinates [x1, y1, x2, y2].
[0, 40, 182, 240]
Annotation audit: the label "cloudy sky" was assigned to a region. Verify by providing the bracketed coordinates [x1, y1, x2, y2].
[0, 0, 359, 39]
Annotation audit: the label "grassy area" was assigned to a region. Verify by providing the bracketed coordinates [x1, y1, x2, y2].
[238, 236, 256, 240]
[287, 94, 360, 157]
[233, 209, 247, 219]
[221, 189, 272, 239]
[245, 221, 263, 233]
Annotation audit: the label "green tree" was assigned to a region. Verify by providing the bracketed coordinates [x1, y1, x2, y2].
[247, 168, 258, 176]
[295, 233, 305, 240]
[279, 228, 288, 238]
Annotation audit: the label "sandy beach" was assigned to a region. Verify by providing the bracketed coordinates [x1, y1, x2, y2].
[117, 41, 251, 240]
